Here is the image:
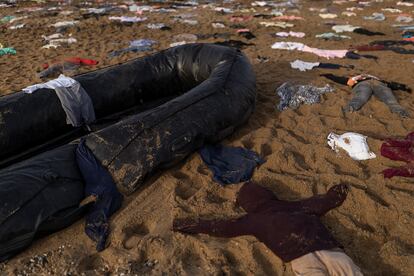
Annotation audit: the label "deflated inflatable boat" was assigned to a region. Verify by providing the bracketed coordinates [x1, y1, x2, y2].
[0, 43, 256, 260]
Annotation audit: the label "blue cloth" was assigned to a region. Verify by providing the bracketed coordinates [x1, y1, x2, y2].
[76, 140, 123, 251]
[108, 39, 156, 57]
[199, 145, 265, 185]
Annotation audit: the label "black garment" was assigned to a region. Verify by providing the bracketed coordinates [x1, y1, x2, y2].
[387, 47, 414, 55]
[403, 31, 414, 38]
[238, 31, 256, 40]
[353, 28, 385, 36]
[214, 40, 254, 49]
[197, 33, 231, 40]
[345, 51, 378, 60]
[369, 40, 414, 47]
[318, 63, 354, 70]
[253, 14, 274, 19]
[320, 73, 348, 86]
[173, 182, 349, 262]
[229, 24, 247, 29]
[320, 73, 411, 92]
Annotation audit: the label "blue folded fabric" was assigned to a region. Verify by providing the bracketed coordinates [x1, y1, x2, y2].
[199, 144, 265, 185]
[76, 140, 123, 251]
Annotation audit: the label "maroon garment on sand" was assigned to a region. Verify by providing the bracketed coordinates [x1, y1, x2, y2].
[173, 182, 349, 262]
[381, 132, 414, 178]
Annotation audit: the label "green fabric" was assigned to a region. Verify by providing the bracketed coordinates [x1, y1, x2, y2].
[0, 16, 15, 23]
[0, 47, 16, 56]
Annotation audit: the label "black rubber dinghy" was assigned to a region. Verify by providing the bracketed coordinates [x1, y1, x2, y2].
[0, 43, 256, 260]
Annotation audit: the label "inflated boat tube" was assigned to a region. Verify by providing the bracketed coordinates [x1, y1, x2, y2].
[0, 44, 254, 164]
[0, 44, 256, 260]
[85, 43, 256, 194]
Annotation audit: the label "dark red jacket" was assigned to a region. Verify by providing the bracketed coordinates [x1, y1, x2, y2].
[174, 182, 348, 262]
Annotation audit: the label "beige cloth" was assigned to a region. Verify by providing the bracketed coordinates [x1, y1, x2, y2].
[291, 248, 363, 276]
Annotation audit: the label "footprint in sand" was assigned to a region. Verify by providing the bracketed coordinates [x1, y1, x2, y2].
[76, 253, 106, 273]
[196, 164, 210, 176]
[260, 143, 273, 158]
[171, 171, 190, 180]
[122, 223, 150, 250]
[206, 192, 227, 204]
[175, 180, 202, 200]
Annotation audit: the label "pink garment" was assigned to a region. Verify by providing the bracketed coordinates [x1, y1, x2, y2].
[229, 15, 253, 22]
[274, 15, 304, 21]
[302, 46, 348, 59]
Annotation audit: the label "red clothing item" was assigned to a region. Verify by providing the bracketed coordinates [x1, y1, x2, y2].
[352, 45, 386, 51]
[43, 57, 98, 69]
[381, 132, 414, 178]
[65, 57, 99, 66]
[173, 182, 349, 262]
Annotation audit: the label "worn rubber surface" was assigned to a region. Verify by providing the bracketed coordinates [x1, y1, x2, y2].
[0, 43, 256, 260]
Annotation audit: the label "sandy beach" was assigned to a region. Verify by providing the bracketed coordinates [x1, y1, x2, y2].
[1, 0, 414, 275]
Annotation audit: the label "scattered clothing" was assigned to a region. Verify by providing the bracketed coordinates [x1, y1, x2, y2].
[42, 35, 77, 49]
[332, 25, 385, 36]
[170, 34, 198, 47]
[199, 145, 264, 185]
[49, 20, 78, 28]
[332, 24, 359, 33]
[397, 1, 414, 6]
[315, 32, 351, 40]
[319, 13, 338, 19]
[276, 82, 334, 110]
[321, 74, 410, 117]
[0, 15, 16, 23]
[382, 8, 402, 13]
[237, 30, 255, 40]
[275, 31, 305, 38]
[260, 21, 294, 28]
[39, 57, 98, 78]
[327, 132, 376, 161]
[109, 16, 147, 23]
[0, 47, 16, 56]
[320, 73, 411, 92]
[353, 42, 414, 55]
[215, 40, 254, 49]
[350, 80, 409, 117]
[173, 182, 350, 263]
[212, 22, 226, 28]
[363, 13, 385, 21]
[290, 60, 319, 71]
[229, 15, 252, 22]
[271, 42, 348, 59]
[290, 60, 352, 71]
[396, 25, 414, 31]
[147, 23, 170, 30]
[342, 11, 356, 17]
[381, 132, 414, 178]
[76, 140, 123, 251]
[274, 15, 304, 21]
[109, 39, 156, 57]
[22, 75, 96, 127]
[396, 15, 413, 23]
